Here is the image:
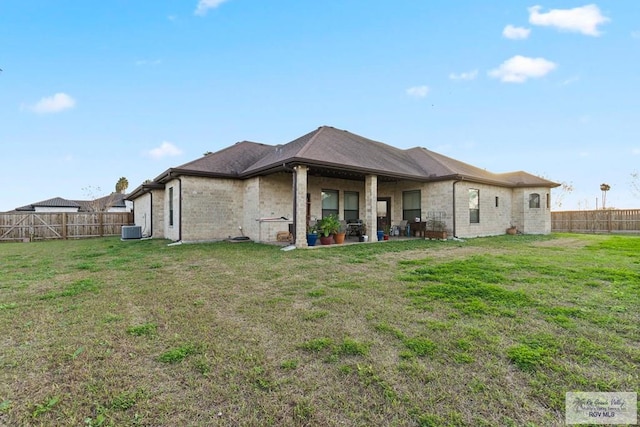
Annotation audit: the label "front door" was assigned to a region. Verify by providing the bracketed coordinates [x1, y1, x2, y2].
[377, 197, 391, 232]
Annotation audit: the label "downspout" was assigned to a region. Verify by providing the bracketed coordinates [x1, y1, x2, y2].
[177, 177, 182, 242]
[452, 179, 463, 238]
[148, 191, 153, 238]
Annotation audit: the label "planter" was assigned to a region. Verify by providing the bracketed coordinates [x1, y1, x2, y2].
[383, 234, 389, 240]
[506, 227, 517, 235]
[425, 231, 448, 240]
[333, 232, 346, 244]
[359, 235, 369, 242]
[319, 235, 333, 245]
[306, 233, 318, 246]
[376, 230, 384, 241]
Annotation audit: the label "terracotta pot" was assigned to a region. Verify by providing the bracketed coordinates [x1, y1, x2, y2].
[319, 235, 333, 245]
[506, 227, 517, 235]
[333, 232, 346, 244]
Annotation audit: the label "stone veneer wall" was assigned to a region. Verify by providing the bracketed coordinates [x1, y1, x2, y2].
[133, 193, 152, 237]
[308, 176, 368, 222]
[157, 174, 552, 242]
[254, 173, 294, 242]
[512, 187, 552, 234]
[177, 176, 244, 242]
[151, 188, 165, 239]
[452, 182, 515, 238]
[165, 179, 181, 241]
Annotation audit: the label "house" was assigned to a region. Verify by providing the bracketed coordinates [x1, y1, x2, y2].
[127, 126, 559, 247]
[13, 193, 132, 213]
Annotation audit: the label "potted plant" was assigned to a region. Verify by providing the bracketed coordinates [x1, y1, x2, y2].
[425, 219, 448, 240]
[306, 224, 318, 246]
[358, 222, 368, 242]
[383, 225, 391, 240]
[506, 225, 517, 235]
[333, 220, 346, 244]
[318, 214, 340, 245]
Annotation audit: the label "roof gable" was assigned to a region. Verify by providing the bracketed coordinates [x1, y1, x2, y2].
[156, 141, 273, 182]
[243, 126, 427, 178]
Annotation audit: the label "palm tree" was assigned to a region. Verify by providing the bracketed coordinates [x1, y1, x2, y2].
[600, 183, 611, 209]
[116, 177, 129, 194]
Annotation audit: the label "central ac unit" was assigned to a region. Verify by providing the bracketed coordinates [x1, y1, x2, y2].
[122, 225, 142, 240]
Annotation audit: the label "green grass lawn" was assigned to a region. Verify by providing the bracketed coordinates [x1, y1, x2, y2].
[0, 234, 638, 426]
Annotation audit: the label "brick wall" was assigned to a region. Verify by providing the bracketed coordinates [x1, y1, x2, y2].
[512, 187, 552, 234]
[133, 193, 152, 237]
[179, 176, 244, 241]
[453, 182, 514, 237]
[150, 173, 552, 243]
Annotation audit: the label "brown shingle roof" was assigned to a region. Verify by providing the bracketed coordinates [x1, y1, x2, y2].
[155, 141, 273, 182]
[16, 197, 81, 211]
[148, 125, 559, 188]
[15, 194, 129, 212]
[243, 126, 428, 178]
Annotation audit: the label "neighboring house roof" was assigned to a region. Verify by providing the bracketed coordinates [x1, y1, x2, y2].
[129, 126, 559, 198]
[14, 193, 129, 212]
[16, 197, 81, 211]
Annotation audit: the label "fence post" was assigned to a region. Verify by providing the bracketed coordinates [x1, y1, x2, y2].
[99, 212, 104, 237]
[62, 213, 67, 239]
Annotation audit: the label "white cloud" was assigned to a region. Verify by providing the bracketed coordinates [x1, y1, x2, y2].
[449, 70, 478, 81]
[406, 85, 430, 98]
[528, 4, 610, 36]
[195, 0, 228, 16]
[25, 92, 76, 114]
[632, 148, 640, 156]
[147, 141, 183, 159]
[503, 24, 531, 40]
[488, 55, 556, 83]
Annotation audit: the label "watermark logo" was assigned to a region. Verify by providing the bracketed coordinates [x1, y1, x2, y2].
[566, 392, 637, 425]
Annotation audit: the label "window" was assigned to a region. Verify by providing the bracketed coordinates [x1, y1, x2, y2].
[402, 190, 421, 220]
[321, 189, 339, 218]
[495, 196, 499, 208]
[168, 187, 174, 227]
[469, 189, 479, 223]
[529, 193, 541, 209]
[344, 191, 359, 221]
[546, 193, 550, 210]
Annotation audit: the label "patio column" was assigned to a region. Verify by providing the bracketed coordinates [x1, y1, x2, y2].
[294, 165, 308, 248]
[365, 174, 378, 241]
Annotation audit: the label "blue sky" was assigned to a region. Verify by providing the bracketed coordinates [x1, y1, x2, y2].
[1, 1, 639, 211]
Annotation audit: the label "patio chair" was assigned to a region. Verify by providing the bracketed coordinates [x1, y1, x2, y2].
[346, 219, 363, 236]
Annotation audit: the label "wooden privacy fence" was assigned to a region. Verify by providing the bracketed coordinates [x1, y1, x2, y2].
[552, 209, 640, 234]
[0, 212, 134, 242]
